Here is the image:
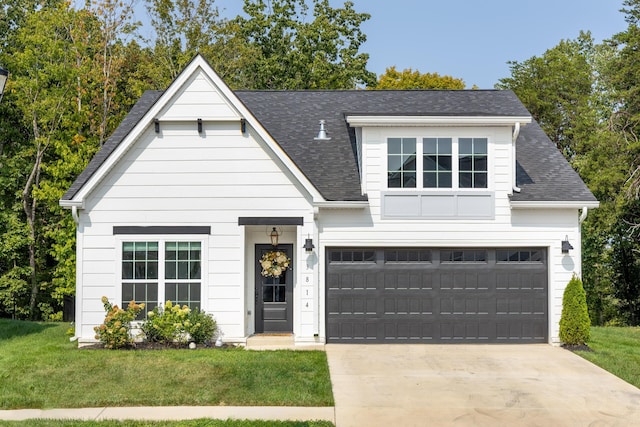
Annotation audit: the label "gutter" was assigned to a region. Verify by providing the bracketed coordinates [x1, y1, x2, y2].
[512, 122, 521, 193]
[579, 207, 589, 224]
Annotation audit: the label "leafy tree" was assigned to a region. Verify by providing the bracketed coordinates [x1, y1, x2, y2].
[559, 275, 591, 345]
[146, 0, 223, 84]
[374, 66, 465, 90]
[232, 0, 376, 89]
[496, 32, 597, 160]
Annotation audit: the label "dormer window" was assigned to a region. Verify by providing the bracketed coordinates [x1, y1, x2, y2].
[387, 137, 417, 188]
[387, 136, 488, 190]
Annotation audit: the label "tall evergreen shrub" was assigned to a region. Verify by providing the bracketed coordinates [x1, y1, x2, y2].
[559, 274, 591, 345]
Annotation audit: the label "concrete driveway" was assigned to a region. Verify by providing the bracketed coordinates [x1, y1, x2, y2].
[326, 344, 640, 427]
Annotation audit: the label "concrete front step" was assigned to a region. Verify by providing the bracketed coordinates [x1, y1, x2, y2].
[245, 334, 324, 351]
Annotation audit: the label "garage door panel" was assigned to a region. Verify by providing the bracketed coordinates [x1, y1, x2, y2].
[327, 248, 547, 344]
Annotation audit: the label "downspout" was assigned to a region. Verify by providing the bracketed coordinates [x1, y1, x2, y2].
[579, 207, 589, 224]
[71, 205, 80, 225]
[512, 122, 521, 193]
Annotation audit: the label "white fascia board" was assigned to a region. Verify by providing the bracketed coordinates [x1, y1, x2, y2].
[59, 200, 83, 209]
[345, 115, 532, 127]
[313, 201, 369, 209]
[72, 55, 325, 205]
[510, 200, 600, 209]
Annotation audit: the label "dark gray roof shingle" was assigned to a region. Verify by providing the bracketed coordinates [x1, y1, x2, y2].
[62, 88, 596, 205]
[512, 121, 597, 203]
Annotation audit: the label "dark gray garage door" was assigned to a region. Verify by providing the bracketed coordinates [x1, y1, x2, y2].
[326, 248, 547, 343]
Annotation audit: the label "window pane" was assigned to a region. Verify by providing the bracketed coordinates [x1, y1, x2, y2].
[134, 262, 146, 279]
[404, 172, 416, 188]
[122, 262, 133, 280]
[166, 284, 177, 301]
[178, 261, 189, 279]
[147, 283, 158, 302]
[403, 155, 416, 171]
[122, 283, 134, 302]
[165, 262, 176, 279]
[190, 261, 201, 280]
[388, 138, 402, 154]
[459, 172, 473, 188]
[178, 247, 189, 260]
[439, 172, 452, 188]
[275, 286, 286, 302]
[423, 172, 436, 188]
[424, 155, 437, 171]
[475, 138, 488, 154]
[424, 138, 437, 154]
[147, 261, 158, 280]
[404, 138, 416, 154]
[459, 156, 472, 171]
[474, 156, 487, 172]
[438, 156, 451, 171]
[475, 173, 488, 188]
[178, 283, 189, 301]
[439, 138, 452, 154]
[459, 138, 472, 154]
[190, 284, 201, 302]
[388, 156, 402, 172]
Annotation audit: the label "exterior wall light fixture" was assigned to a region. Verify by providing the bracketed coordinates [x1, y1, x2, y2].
[561, 236, 574, 253]
[303, 238, 315, 252]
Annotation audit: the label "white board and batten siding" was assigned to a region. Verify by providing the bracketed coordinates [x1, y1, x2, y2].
[317, 124, 582, 344]
[76, 72, 316, 343]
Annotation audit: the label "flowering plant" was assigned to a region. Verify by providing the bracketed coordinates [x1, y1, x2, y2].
[260, 250, 291, 277]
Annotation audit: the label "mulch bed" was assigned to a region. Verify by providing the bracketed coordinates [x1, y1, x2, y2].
[80, 341, 235, 350]
[562, 344, 593, 352]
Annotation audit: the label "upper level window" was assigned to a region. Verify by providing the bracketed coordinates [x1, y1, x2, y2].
[423, 138, 452, 188]
[388, 137, 416, 188]
[459, 138, 488, 188]
[387, 136, 488, 190]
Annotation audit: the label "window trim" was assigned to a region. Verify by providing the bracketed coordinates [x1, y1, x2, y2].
[385, 135, 491, 191]
[117, 235, 208, 312]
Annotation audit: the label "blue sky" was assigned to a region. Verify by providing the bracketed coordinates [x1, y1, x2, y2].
[216, 0, 629, 88]
[141, 0, 629, 89]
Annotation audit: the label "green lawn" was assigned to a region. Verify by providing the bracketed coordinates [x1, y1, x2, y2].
[0, 319, 333, 410]
[0, 420, 333, 427]
[575, 326, 640, 388]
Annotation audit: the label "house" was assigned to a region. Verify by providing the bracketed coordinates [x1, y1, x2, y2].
[60, 55, 598, 345]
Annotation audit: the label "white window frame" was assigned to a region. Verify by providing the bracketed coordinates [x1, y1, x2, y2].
[117, 235, 209, 312]
[385, 133, 491, 191]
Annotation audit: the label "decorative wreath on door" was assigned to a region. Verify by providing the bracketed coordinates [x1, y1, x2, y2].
[260, 251, 291, 277]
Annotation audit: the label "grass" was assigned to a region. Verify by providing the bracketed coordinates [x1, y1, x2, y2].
[0, 420, 334, 427]
[0, 319, 333, 410]
[574, 326, 640, 388]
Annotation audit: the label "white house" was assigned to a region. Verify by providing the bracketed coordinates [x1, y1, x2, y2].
[60, 55, 598, 345]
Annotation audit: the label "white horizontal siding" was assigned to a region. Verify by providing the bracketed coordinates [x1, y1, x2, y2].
[158, 70, 240, 121]
[77, 86, 313, 341]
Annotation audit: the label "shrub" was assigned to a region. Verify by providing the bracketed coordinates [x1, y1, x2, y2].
[141, 301, 217, 345]
[186, 308, 217, 344]
[94, 297, 144, 349]
[559, 274, 591, 345]
[141, 301, 190, 344]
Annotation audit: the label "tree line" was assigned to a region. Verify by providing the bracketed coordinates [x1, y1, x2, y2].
[0, 0, 638, 325]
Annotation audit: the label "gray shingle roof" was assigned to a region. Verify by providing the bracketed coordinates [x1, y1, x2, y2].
[512, 120, 597, 203]
[62, 88, 596, 205]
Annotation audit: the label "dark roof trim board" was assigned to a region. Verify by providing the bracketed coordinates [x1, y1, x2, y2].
[238, 217, 304, 226]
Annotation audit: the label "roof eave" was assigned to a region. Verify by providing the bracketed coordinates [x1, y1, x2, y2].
[510, 200, 600, 209]
[345, 115, 532, 127]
